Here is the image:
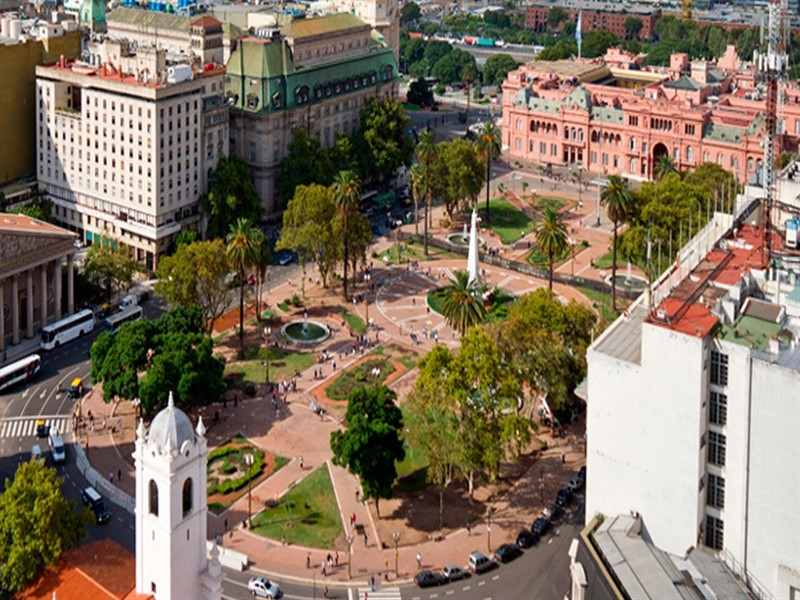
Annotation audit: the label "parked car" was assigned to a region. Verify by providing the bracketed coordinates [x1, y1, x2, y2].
[556, 486, 573, 508]
[415, 570, 447, 588]
[49, 432, 66, 464]
[468, 551, 496, 574]
[577, 465, 587, 485]
[548, 502, 563, 522]
[441, 565, 470, 582]
[531, 516, 549, 537]
[567, 475, 583, 492]
[516, 529, 537, 548]
[35, 419, 49, 438]
[80, 486, 111, 525]
[247, 576, 282, 598]
[494, 543, 523, 563]
[274, 250, 297, 266]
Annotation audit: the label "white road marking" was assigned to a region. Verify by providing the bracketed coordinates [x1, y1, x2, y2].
[491, 575, 499, 581]
[477, 581, 486, 586]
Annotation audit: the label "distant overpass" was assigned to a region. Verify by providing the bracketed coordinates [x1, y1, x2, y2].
[453, 42, 540, 66]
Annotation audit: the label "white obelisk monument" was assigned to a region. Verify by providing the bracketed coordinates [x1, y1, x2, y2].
[467, 208, 480, 285]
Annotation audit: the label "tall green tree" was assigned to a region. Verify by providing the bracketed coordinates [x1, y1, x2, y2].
[439, 270, 487, 336]
[0, 461, 90, 594]
[624, 16, 644, 40]
[203, 156, 263, 238]
[601, 176, 634, 310]
[415, 130, 437, 256]
[277, 184, 340, 296]
[476, 121, 501, 224]
[400, 1, 420, 26]
[359, 98, 414, 184]
[82, 244, 139, 302]
[226, 218, 259, 359]
[330, 386, 405, 517]
[440, 138, 483, 219]
[332, 171, 361, 301]
[534, 207, 568, 291]
[156, 239, 232, 332]
[251, 229, 271, 321]
[482, 53, 519, 86]
[654, 154, 677, 180]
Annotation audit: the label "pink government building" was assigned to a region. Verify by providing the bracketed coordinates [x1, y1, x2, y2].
[501, 46, 800, 183]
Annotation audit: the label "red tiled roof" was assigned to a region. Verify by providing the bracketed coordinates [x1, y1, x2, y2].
[19, 539, 144, 600]
[190, 15, 222, 30]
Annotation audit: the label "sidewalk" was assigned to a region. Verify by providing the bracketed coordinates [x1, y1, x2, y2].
[1, 336, 43, 368]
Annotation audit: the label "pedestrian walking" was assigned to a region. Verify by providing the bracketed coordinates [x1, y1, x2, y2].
[355, 489, 360, 503]
[363, 531, 368, 546]
[322, 564, 327, 577]
[416, 552, 422, 569]
[326, 553, 332, 567]
[307, 554, 311, 569]
[299, 456, 304, 469]
[118, 468, 122, 482]
[323, 585, 329, 598]
[335, 551, 339, 567]
[466, 522, 471, 536]
[109, 472, 114, 484]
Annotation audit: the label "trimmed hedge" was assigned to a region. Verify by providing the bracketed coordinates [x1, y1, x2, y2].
[207, 446, 265, 496]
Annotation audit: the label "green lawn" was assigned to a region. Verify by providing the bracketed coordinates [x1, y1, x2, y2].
[402, 102, 421, 111]
[576, 285, 620, 324]
[380, 242, 460, 265]
[341, 310, 367, 335]
[325, 358, 395, 401]
[251, 465, 343, 548]
[528, 242, 572, 268]
[478, 198, 533, 245]
[394, 407, 430, 493]
[225, 347, 315, 383]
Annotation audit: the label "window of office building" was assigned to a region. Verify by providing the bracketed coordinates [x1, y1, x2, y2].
[705, 515, 724, 550]
[710, 350, 728, 386]
[707, 473, 725, 509]
[709, 391, 727, 426]
[708, 431, 726, 467]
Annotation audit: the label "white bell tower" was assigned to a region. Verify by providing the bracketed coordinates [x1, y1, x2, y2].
[133, 392, 222, 600]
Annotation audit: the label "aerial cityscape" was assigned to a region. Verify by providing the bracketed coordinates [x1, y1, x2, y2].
[0, 0, 798, 597]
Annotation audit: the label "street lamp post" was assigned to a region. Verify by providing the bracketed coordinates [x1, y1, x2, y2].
[486, 507, 493, 554]
[364, 273, 372, 332]
[263, 326, 272, 388]
[346, 534, 354, 580]
[392, 531, 400, 577]
[244, 452, 254, 528]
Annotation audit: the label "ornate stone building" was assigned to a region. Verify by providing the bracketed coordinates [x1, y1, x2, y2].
[0, 214, 76, 354]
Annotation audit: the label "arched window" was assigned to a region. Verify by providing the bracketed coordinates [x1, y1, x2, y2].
[748, 157, 754, 172]
[686, 146, 694, 163]
[182, 478, 193, 517]
[149, 480, 159, 516]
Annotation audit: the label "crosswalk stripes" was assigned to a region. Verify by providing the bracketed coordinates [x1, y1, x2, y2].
[353, 587, 401, 600]
[0, 416, 72, 439]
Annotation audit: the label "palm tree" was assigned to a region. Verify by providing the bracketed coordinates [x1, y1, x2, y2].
[601, 175, 634, 311]
[409, 163, 423, 237]
[226, 218, 258, 358]
[332, 170, 361, 301]
[534, 207, 568, 291]
[251, 228, 271, 321]
[415, 130, 436, 256]
[477, 121, 501, 224]
[439, 270, 487, 336]
[654, 154, 677, 180]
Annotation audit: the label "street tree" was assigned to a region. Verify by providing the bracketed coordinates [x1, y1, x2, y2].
[546, 6, 568, 30]
[250, 229, 271, 321]
[534, 206, 569, 290]
[440, 138, 483, 219]
[155, 239, 232, 332]
[476, 121, 501, 224]
[203, 156, 263, 239]
[338, 208, 372, 289]
[332, 171, 361, 300]
[624, 16, 643, 40]
[654, 154, 677, 180]
[277, 184, 339, 295]
[226, 218, 259, 359]
[330, 386, 405, 517]
[400, 1, 421, 26]
[82, 244, 139, 302]
[482, 53, 519, 86]
[359, 98, 414, 184]
[0, 460, 90, 594]
[438, 270, 486, 336]
[601, 175, 634, 310]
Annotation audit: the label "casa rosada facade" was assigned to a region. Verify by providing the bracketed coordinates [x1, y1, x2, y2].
[501, 46, 800, 184]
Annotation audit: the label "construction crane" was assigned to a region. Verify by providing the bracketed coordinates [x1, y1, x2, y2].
[681, 0, 692, 21]
[754, 0, 790, 262]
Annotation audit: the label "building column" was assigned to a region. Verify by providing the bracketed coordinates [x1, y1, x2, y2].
[11, 276, 19, 345]
[0, 279, 5, 353]
[26, 269, 34, 339]
[67, 254, 75, 314]
[40, 264, 48, 329]
[54, 258, 62, 320]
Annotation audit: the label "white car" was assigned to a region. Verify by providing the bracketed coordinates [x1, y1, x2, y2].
[31, 444, 43, 461]
[247, 576, 282, 598]
[49, 433, 66, 464]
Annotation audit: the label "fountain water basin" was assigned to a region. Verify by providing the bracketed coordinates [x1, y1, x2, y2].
[281, 319, 330, 345]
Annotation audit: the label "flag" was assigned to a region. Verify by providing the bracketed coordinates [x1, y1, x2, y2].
[576, 11, 582, 58]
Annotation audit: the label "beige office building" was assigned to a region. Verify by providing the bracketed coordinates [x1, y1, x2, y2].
[36, 40, 229, 270]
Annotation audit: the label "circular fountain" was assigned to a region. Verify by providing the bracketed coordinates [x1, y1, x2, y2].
[604, 262, 648, 293]
[281, 311, 330, 345]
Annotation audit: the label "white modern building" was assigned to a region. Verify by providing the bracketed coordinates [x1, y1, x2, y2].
[134, 392, 222, 600]
[35, 39, 228, 270]
[586, 192, 800, 600]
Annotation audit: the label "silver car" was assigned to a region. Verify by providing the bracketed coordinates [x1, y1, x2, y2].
[248, 576, 282, 599]
[442, 565, 470, 581]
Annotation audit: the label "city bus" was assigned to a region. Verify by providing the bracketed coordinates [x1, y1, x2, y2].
[104, 305, 143, 331]
[0, 354, 41, 392]
[40, 308, 96, 350]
